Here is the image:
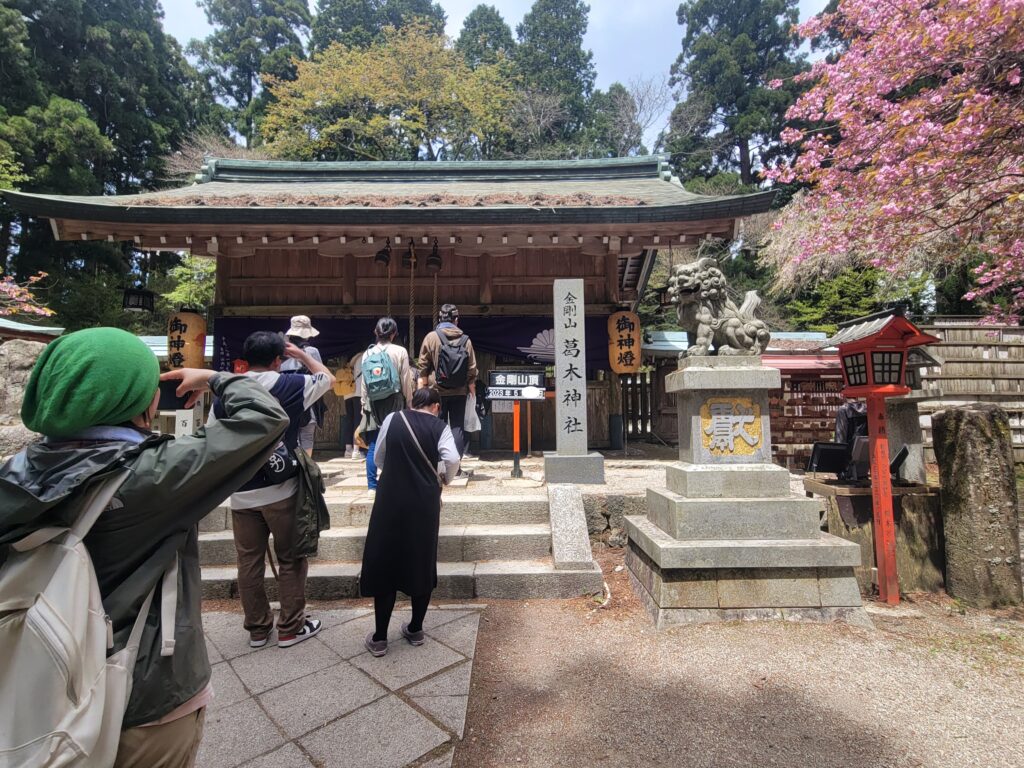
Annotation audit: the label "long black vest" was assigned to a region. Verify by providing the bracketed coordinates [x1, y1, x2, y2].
[359, 409, 447, 596]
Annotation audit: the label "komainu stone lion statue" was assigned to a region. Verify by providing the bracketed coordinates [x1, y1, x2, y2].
[667, 256, 771, 357]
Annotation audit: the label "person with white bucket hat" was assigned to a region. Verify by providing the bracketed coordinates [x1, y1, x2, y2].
[281, 315, 325, 456]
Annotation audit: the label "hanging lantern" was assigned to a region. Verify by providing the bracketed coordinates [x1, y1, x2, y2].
[167, 308, 207, 369]
[426, 238, 443, 273]
[122, 287, 156, 313]
[374, 238, 392, 266]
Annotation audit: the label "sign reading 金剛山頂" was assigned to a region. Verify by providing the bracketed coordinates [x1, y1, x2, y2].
[487, 370, 546, 400]
[607, 311, 642, 373]
[554, 279, 588, 455]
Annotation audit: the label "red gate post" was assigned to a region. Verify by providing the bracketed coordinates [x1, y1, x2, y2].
[867, 394, 899, 604]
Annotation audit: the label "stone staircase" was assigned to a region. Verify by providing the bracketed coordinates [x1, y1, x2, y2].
[199, 490, 604, 600]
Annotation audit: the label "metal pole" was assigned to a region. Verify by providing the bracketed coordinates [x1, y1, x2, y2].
[512, 399, 523, 478]
[527, 400, 533, 457]
[867, 394, 899, 604]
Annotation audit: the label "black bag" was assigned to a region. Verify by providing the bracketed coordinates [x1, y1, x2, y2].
[435, 334, 470, 389]
[264, 441, 300, 484]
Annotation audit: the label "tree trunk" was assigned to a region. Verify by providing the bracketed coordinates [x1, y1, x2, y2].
[738, 140, 752, 186]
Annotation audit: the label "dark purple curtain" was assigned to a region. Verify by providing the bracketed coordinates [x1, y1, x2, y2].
[213, 315, 609, 372]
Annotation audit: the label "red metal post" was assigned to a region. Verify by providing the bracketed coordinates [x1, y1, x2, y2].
[511, 399, 523, 478]
[866, 394, 899, 604]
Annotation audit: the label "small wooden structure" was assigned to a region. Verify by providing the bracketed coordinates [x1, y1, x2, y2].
[3, 156, 774, 450]
[825, 309, 940, 604]
[0, 318, 63, 344]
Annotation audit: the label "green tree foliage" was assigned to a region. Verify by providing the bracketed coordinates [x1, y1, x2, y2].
[189, 0, 311, 146]
[786, 268, 884, 334]
[161, 256, 217, 311]
[579, 84, 644, 158]
[262, 24, 516, 161]
[311, 0, 445, 52]
[0, 0, 217, 329]
[667, 0, 807, 185]
[514, 0, 595, 139]
[456, 4, 515, 68]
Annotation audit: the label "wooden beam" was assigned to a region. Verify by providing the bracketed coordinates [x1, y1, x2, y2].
[342, 253, 356, 305]
[479, 252, 493, 305]
[218, 303, 619, 317]
[605, 250, 620, 304]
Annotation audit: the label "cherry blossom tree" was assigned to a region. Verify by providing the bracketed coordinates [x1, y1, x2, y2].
[1, 272, 53, 317]
[767, 0, 1024, 314]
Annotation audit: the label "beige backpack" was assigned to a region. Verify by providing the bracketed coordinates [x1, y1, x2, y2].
[0, 470, 177, 767]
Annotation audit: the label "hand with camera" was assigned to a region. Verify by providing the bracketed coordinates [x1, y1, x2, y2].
[160, 368, 218, 409]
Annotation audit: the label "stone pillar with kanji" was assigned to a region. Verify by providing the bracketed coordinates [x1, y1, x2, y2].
[544, 279, 605, 484]
[625, 356, 866, 628]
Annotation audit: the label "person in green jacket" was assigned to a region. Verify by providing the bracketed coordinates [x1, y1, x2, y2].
[0, 328, 288, 768]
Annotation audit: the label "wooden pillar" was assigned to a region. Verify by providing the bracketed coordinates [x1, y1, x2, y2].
[868, 394, 900, 604]
[214, 255, 226, 305]
[605, 238, 620, 304]
[342, 253, 356, 306]
[479, 252, 493, 305]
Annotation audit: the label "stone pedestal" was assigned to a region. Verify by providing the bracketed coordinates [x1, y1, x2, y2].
[543, 452, 605, 484]
[626, 357, 867, 627]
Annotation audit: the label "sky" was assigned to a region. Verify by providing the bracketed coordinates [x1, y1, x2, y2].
[160, 0, 830, 145]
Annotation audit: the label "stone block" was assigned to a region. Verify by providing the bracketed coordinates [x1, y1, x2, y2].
[543, 452, 605, 484]
[817, 567, 864, 607]
[548, 484, 597, 570]
[474, 560, 602, 598]
[781, 607, 873, 628]
[676, 388, 774, 465]
[715, 567, 822, 608]
[434, 562, 476, 600]
[350, 637, 465, 691]
[625, 514, 863, 570]
[665, 462, 792, 499]
[645, 487, 822, 541]
[299, 696, 449, 768]
[198, 507, 229, 532]
[196, 699, 285, 768]
[436, 526, 465, 562]
[666, 361, 781, 393]
[625, 543, 718, 608]
[461, 524, 551, 561]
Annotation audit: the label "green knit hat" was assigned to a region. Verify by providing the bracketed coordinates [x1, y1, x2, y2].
[21, 327, 160, 438]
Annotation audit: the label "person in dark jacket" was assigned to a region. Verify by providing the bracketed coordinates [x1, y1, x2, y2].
[0, 327, 288, 767]
[417, 303, 478, 439]
[360, 387, 460, 657]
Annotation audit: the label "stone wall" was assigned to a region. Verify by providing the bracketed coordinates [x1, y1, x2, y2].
[0, 339, 45, 457]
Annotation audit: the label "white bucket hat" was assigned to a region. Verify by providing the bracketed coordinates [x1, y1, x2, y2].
[286, 315, 320, 339]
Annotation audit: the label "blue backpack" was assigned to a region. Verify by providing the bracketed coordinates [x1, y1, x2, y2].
[361, 344, 401, 402]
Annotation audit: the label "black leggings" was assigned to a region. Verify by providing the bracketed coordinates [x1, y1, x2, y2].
[373, 591, 430, 642]
[344, 397, 361, 447]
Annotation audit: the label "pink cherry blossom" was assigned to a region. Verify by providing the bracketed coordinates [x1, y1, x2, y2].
[766, 0, 1024, 315]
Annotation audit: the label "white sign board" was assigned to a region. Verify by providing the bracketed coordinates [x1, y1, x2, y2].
[553, 279, 587, 456]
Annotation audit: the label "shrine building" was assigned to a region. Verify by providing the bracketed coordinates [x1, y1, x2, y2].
[4, 155, 774, 451]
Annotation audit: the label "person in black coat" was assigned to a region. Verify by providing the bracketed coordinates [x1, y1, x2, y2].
[361, 387, 461, 656]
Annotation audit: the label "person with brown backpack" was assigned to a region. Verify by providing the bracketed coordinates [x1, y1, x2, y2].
[417, 304, 478, 453]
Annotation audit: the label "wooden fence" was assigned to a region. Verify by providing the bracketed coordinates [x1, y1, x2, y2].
[622, 371, 653, 439]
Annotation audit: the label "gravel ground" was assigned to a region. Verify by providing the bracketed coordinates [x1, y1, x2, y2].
[455, 549, 1024, 768]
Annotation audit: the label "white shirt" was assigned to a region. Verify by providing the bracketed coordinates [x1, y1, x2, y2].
[373, 410, 461, 485]
[209, 369, 333, 510]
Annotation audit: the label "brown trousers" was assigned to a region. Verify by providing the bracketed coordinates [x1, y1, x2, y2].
[114, 709, 205, 768]
[232, 495, 309, 637]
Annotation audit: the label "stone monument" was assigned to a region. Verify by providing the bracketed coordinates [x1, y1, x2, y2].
[544, 279, 604, 484]
[625, 256, 865, 626]
[0, 339, 45, 458]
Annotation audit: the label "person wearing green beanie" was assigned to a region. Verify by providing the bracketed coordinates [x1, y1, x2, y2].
[0, 329, 292, 768]
[21, 327, 161, 437]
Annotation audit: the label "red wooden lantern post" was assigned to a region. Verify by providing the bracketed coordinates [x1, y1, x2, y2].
[827, 310, 939, 605]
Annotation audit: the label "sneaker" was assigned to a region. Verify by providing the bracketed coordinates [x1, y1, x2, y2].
[278, 618, 322, 648]
[364, 632, 388, 657]
[249, 635, 270, 649]
[401, 622, 425, 646]
[344, 446, 354, 459]
[367, 489, 376, 498]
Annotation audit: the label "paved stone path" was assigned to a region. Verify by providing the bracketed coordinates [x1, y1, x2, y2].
[197, 606, 482, 768]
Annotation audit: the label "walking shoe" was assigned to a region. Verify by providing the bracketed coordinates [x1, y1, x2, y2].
[364, 632, 388, 657]
[401, 622, 425, 646]
[249, 635, 270, 649]
[367, 489, 376, 499]
[278, 618, 322, 648]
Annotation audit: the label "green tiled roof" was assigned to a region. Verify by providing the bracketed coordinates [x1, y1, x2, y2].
[2, 155, 776, 227]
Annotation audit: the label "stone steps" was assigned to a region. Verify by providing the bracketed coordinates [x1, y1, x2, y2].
[199, 491, 603, 600]
[200, 494, 551, 532]
[201, 558, 602, 600]
[198, 523, 553, 566]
